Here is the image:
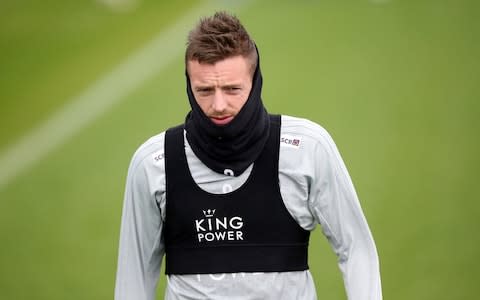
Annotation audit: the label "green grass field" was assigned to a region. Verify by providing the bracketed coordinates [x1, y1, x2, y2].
[1, 0, 479, 299]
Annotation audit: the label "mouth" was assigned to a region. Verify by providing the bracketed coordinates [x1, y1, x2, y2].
[210, 116, 234, 125]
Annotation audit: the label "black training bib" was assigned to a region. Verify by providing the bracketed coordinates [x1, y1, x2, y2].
[164, 115, 310, 275]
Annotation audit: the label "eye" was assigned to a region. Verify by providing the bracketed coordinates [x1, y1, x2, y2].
[196, 87, 214, 95]
[225, 86, 241, 93]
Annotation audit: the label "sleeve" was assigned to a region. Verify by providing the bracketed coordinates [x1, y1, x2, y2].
[114, 152, 165, 300]
[308, 130, 382, 300]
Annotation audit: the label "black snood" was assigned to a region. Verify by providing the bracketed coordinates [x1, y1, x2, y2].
[184, 54, 270, 176]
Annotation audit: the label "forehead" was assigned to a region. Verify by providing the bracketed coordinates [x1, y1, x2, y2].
[187, 56, 252, 84]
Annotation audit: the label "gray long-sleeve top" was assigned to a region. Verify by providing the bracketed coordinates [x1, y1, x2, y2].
[115, 115, 382, 300]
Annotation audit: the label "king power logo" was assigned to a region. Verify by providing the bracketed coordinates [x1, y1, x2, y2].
[194, 209, 244, 243]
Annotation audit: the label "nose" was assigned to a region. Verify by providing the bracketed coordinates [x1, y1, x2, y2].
[211, 90, 227, 113]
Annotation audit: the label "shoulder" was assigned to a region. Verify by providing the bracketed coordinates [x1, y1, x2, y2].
[280, 115, 337, 154]
[127, 131, 167, 175]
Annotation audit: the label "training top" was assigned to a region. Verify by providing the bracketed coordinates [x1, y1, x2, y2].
[114, 115, 383, 300]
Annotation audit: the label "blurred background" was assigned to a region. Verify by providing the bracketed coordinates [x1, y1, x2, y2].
[1, 0, 479, 299]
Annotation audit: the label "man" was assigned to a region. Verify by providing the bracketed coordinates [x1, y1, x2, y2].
[115, 12, 382, 300]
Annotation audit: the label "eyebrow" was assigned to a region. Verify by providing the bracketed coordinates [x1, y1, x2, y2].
[195, 84, 242, 91]
[222, 84, 242, 89]
[195, 86, 214, 91]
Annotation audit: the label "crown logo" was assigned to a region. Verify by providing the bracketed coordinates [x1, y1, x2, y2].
[203, 209, 216, 218]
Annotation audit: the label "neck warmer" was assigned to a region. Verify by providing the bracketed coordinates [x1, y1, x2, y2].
[184, 55, 270, 177]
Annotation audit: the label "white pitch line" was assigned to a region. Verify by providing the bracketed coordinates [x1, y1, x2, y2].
[0, 0, 251, 190]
